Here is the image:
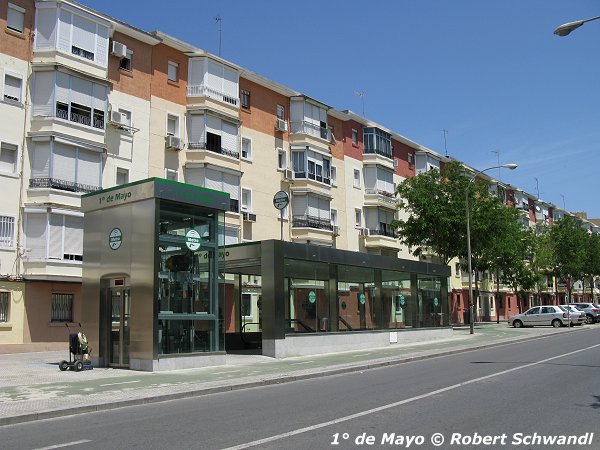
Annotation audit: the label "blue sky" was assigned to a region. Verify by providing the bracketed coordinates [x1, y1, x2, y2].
[80, 0, 600, 217]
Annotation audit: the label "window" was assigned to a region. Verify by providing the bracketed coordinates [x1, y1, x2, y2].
[0, 291, 8, 322]
[241, 137, 252, 160]
[408, 153, 414, 166]
[165, 168, 178, 181]
[7, 3, 25, 33]
[331, 166, 337, 186]
[330, 209, 338, 226]
[355, 208, 362, 227]
[0, 142, 17, 173]
[51, 293, 73, 323]
[119, 50, 133, 72]
[276, 104, 285, 120]
[353, 169, 361, 188]
[241, 188, 252, 212]
[241, 293, 252, 318]
[0, 216, 15, 248]
[241, 89, 250, 109]
[363, 127, 392, 158]
[167, 114, 179, 137]
[351, 129, 358, 145]
[168, 61, 178, 82]
[291, 150, 331, 184]
[4, 73, 22, 103]
[277, 148, 287, 170]
[116, 167, 129, 185]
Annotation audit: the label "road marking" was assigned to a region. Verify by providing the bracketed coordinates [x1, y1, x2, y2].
[289, 361, 315, 365]
[223, 342, 600, 450]
[34, 440, 91, 450]
[352, 353, 372, 358]
[99, 380, 140, 387]
[212, 370, 242, 375]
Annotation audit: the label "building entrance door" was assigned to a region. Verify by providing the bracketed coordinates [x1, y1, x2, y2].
[109, 286, 130, 367]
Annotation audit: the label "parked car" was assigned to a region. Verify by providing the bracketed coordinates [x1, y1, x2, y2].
[558, 305, 586, 326]
[509, 305, 571, 328]
[571, 303, 600, 324]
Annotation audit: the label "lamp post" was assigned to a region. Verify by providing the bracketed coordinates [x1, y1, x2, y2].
[466, 164, 518, 334]
[554, 16, 600, 36]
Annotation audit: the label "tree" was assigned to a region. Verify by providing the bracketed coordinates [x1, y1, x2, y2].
[549, 215, 588, 303]
[582, 232, 600, 301]
[393, 161, 469, 265]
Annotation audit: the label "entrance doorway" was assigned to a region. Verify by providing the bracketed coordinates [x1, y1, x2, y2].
[109, 282, 130, 367]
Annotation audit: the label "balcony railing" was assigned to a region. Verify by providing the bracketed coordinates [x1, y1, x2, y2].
[365, 227, 396, 238]
[29, 177, 101, 194]
[292, 215, 334, 231]
[55, 106, 105, 130]
[187, 84, 239, 107]
[289, 121, 331, 142]
[364, 147, 392, 159]
[188, 141, 240, 159]
[365, 188, 395, 198]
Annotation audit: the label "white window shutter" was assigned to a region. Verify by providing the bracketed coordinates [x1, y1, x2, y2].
[64, 216, 83, 257]
[221, 122, 237, 152]
[222, 66, 238, 98]
[57, 10, 71, 53]
[4, 75, 21, 102]
[188, 114, 205, 144]
[184, 167, 204, 187]
[32, 71, 54, 116]
[25, 213, 48, 260]
[76, 148, 101, 188]
[222, 173, 240, 200]
[32, 141, 51, 178]
[34, 8, 58, 50]
[72, 14, 96, 54]
[48, 214, 63, 259]
[52, 143, 76, 183]
[55, 72, 70, 105]
[70, 77, 92, 107]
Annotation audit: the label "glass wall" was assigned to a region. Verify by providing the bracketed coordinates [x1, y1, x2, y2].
[337, 265, 375, 331]
[157, 202, 223, 354]
[382, 270, 413, 328]
[418, 274, 448, 327]
[285, 260, 330, 332]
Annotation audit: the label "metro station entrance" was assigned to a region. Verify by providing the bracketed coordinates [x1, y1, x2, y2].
[107, 280, 130, 368]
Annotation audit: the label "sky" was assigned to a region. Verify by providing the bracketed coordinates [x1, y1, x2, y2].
[79, 0, 600, 217]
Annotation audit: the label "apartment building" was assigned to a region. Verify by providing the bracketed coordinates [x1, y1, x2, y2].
[0, 0, 596, 352]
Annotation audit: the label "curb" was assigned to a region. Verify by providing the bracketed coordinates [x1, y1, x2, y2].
[0, 326, 586, 426]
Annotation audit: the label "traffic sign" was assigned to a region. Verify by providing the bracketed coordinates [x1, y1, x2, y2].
[273, 191, 289, 210]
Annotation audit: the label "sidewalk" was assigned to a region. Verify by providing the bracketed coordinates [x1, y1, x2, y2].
[0, 324, 587, 426]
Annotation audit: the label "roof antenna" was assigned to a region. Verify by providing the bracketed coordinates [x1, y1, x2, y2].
[442, 129, 449, 157]
[355, 91, 365, 117]
[215, 15, 222, 57]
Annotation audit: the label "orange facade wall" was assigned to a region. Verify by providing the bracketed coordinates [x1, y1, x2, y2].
[392, 139, 416, 178]
[108, 31, 153, 101]
[0, 0, 34, 61]
[239, 77, 290, 139]
[342, 119, 363, 162]
[150, 43, 187, 105]
[328, 115, 344, 162]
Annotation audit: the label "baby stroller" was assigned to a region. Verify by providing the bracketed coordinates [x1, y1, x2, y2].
[59, 323, 93, 371]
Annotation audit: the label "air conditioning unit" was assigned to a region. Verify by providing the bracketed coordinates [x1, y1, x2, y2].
[109, 110, 127, 126]
[283, 169, 293, 180]
[276, 118, 288, 132]
[165, 135, 183, 150]
[360, 228, 370, 236]
[111, 41, 128, 58]
[242, 212, 256, 222]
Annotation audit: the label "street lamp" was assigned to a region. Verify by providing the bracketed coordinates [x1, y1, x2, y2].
[554, 15, 600, 36]
[466, 164, 518, 335]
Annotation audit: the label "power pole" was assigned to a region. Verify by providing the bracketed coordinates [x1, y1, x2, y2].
[215, 15, 222, 57]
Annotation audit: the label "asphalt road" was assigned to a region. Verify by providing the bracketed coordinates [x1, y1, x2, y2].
[2, 327, 599, 450]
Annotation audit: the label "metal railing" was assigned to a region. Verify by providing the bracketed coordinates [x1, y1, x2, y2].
[289, 121, 331, 141]
[364, 188, 395, 198]
[186, 84, 239, 106]
[292, 215, 334, 231]
[365, 227, 396, 238]
[29, 177, 101, 194]
[187, 141, 240, 159]
[55, 106, 105, 129]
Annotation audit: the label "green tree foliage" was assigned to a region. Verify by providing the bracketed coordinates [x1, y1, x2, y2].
[393, 161, 469, 265]
[549, 215, 588, 283]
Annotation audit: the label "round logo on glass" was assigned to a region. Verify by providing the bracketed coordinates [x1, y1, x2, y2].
[433, 297, 439, 307]
[398, 295, 406, 307]
[359, 293, 366, 305]
[308, 291, 316, 304]
[185, 229, 202, 251]
[109, 228, 122, 250]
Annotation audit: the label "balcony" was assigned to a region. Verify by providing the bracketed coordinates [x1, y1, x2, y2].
[364, 147, 392, 159]
[290, 121, 331, 142]
[187, 84, 239, 107]
[29, 177, 101, 194]
[362, 226, 399, 251]
[188, 141, 239, 159]
[292, 215, 333, 231]
[364, 189, 397, 209]
[56, 105, 105, 130]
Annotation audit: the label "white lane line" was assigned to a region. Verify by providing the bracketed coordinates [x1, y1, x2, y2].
[34, 440, 92, 450]
[289, 361, 315, 365]
[99, 380, 140, 387]
[223, 342, 600, 450]
[352, 353, 372, 358]
[212, 370, 242, 375]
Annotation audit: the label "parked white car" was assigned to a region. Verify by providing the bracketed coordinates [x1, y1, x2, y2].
[558, 305, 586, 326]
[509, 305, 571, 328]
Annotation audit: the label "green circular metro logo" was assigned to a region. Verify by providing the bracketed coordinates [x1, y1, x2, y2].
[185, 229, 202, 251]
[109, 228, 122, 250]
